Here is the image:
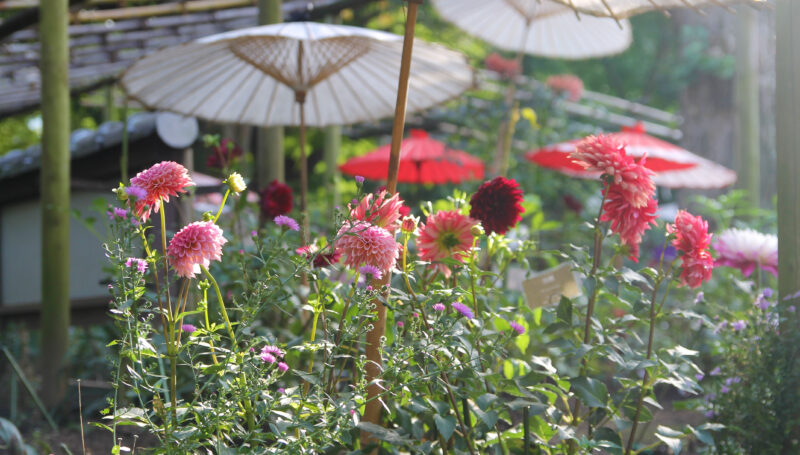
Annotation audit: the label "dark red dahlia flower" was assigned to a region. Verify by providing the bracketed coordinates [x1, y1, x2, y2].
[296, 245, 341, 268]
[469, 176, 525, 235]
[260, 180, 293, 218]
[206, 138, 243, 169]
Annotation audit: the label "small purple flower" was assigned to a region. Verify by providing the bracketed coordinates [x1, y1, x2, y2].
[278, 387, 286, 394]
[397, 321, 404, 328]
[113, 207, 128, 219]
[251, 230, 258, 237]
[704, 410, 716, 419]
[508, 321, 525, 335]
[714, 321, 728, 334]
[412, 312, 419, 318]
[359, 265, 383, 280]
[755, 295, 771, 311]
[762, 288, 774, 298]
[126, 185, 147, 199]
[274, 215, 299, 231]
[131, 218, 140, 227]
[791, 305, 797, 313]
[181, 324, 197, 334]
[366, 285, 373, 292]
[433, 303, 445, 312]
[262, 345, 284, 358]
[349, 409, 356, 416]
[696, 373, 704, 382]
[125, 258, 148, 273]
[694, 292, 705, 305]
[721, 385, 730, 394]
[261, 353, 276, 364]
[355, 175, 365, 184]
[451, 302, 474, 320]
[731, 320, 747, 331]
[710, 367, 722, 376]
[278, 362, 289, 372]
[351, 198, 358, 206]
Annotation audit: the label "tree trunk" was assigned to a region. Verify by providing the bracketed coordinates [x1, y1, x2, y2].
[735, 6, 760, 206]
[39, 0, 71, 407]
[256, 0, 284, 189]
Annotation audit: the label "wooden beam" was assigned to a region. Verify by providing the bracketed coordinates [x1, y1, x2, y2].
[735, 6, 760, 206]
[777, 0, 800, 304]
[39, 0, 71, 407]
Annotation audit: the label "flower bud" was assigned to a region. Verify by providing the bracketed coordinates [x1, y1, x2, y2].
[227, 172, 246, 193]
[401, 216, 419, 235]
[112, 183, 128, 201]
[470, 224, 485, 237]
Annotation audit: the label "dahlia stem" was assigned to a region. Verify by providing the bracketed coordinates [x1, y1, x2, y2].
[201, 283, 219, 365]
[213, 189, 230, 223]
[159, 199, 173, 318]
[200, 265, 236, 344]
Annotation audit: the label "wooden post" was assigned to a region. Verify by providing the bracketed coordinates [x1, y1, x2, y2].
[362, 0, 422, 445]
[256, 0, 284, 189]
[776, 0, 800, 305]
[39, 0, 70, 407]
[324, 125, 341, 216]
[735, 6, 760, 206]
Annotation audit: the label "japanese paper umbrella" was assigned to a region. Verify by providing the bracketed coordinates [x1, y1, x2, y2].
[120, 22, 473, 241]
[525, 123, 737, 189]
[550, 0, 766, 19]
[340, 130, 485, 184]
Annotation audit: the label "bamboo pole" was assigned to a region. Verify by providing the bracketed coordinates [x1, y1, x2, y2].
[324, 125, 341, 216]
[256, 0, 284, 190]
[735, 6, 760, 206]
[39, 0, 70, 407]
[776, 0, 800, 308]
[361, 0, 422, 445]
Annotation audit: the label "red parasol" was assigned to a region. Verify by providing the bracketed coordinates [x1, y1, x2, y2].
[340, 130, 485, 184]
[525, 123, 737, 189]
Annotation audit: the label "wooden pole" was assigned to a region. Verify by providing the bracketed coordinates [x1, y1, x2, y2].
[776, 0, 800, 306]
[39, 0, 70, 407]
[297, 92, 309, 244]
[324, 125, 341, 216]
[362, 0, 421, 445]
[735, 6, 760, 206]
[256, 0, 284, 190]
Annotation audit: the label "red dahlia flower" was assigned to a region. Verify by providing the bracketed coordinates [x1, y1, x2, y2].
[600, 185, 658, 261]
[667, 210, 714, 288]
[259, 180, 293, 218]
[469, 177, 525, 235]
[350, 190, 405, 232]
[130, 161, 194, 221]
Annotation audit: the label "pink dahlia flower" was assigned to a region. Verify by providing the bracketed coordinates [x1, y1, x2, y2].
[546, 74, 585, 102]
[130, 161, 194, 221]
[571, 135, 655, 209]
[713, 228, 778, 277]
[485, 52, 520, 80]
[167, 221, 227, 278]
[335, 221, 400, 274]
[600, 185, 658, 261]
[668, 210, 714, 288]
[418, 210, 478, 277]
[350, 190, 405, 232]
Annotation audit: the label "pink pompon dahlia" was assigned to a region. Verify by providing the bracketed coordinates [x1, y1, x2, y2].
[418, 210, 478, 277]
[130, 161, 194, 221]
[713, 228, 778, 277]
[571, 135, 655, 208]
[335, 221, 400, 274]
[167, 221, 227, 278]
[600, 185, 658, 261]
[350, 190, 405, 232]
[668, 210, 714, 288]
[469, 177, 525, 235]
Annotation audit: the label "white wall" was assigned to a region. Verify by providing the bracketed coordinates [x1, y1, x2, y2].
[1, 191, 111, 306]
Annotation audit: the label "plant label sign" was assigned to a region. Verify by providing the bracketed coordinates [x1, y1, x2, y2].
[523, 262, 581, 308]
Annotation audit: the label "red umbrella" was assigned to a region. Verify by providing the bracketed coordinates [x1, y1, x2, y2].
[340, 130, 485, 184]
[525, 123, 737, 189]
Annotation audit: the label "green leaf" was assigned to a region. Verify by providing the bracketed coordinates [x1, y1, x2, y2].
[434, 414, 457, 441]
[594, 427, 622, 455]
[533, 307, 542, 326]
[557, 296, 572, 324]
[571, 376, 609, 408]
[655, 433, 682, 454]
[357, 422, 410, 445]
[474, 408, 498, 429]
[476, 393, 498, 411]
[530, 356, 557, 375]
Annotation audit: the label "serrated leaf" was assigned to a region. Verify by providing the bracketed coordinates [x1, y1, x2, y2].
[434, 414, 456, 441]
[571, 376, 608, 408]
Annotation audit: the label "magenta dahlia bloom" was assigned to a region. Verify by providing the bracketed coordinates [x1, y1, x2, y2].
[350, 190, 405, 232]
[418, 210, 478, 277]
[713, 228, 778, 277]
[130, 161, 194, 221]
[469, 177, 524, 235]
[335, 221, 400, 274]
[260, 180, 293, 218]
[167, 221, 227, 278]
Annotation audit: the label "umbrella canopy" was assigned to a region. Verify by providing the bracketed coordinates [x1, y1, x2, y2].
[120, 22, 474, 128]
[340, 130, 485, 184]
[525, 123, 737, 189]
[551, 0, 766, 19]
[431, 0, 632, 59]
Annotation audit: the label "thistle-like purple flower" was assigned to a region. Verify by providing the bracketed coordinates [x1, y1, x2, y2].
[508, 320, 525, 335]
[451, 302, 474, 320]
[274, 215, 300, 231]
[433, 303, 445, 312]
[359, 265, 383, 281]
